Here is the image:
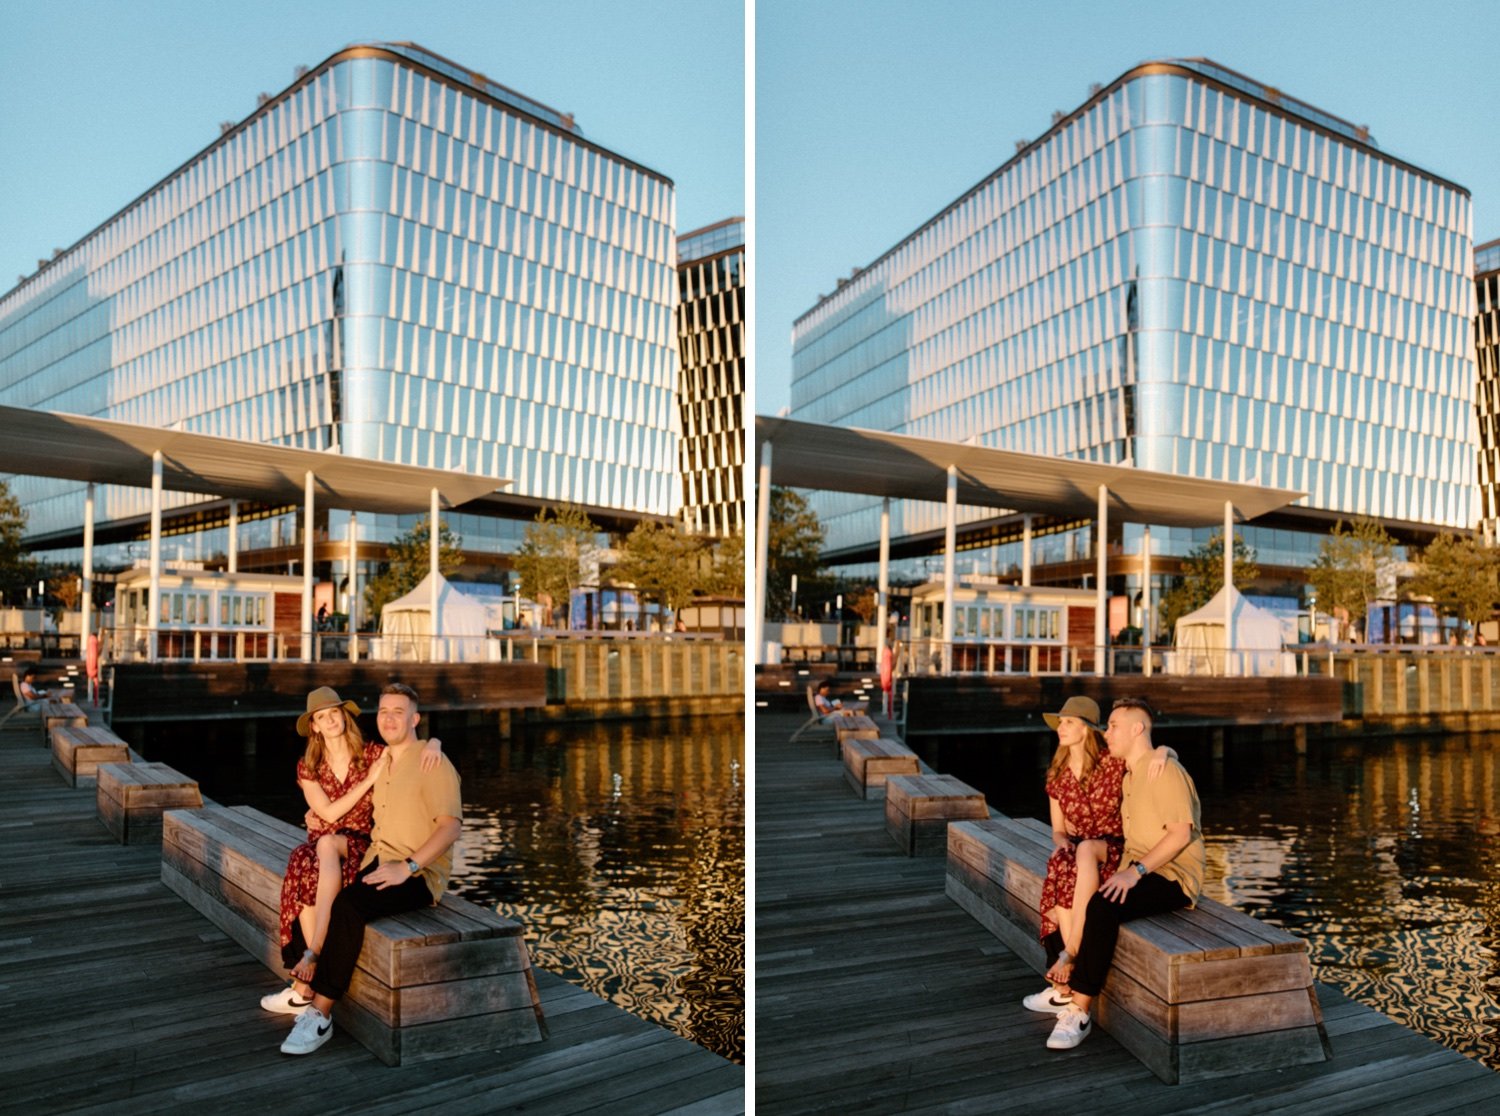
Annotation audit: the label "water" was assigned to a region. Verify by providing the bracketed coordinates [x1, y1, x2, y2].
[920, 727, 1500, 1071]
[132, 712, 746, 1064]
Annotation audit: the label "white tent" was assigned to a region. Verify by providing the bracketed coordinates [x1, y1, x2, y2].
[378, 572, 492, 661]
[1171, 585, 1293, 676]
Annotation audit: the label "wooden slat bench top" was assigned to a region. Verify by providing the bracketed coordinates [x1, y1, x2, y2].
[885, 773, 988, 819]
[833, 714, 880, 740]
[842, 737, 920, 801]
[160, 803, 545, 1064]
[842, 737, 916, 763]
[96, 761, 203, 843]
[946, 812, 1330, 1082]
[97, 761, 201, 799]
[52, 724, 125, 747]
[50, 723, 129, 786]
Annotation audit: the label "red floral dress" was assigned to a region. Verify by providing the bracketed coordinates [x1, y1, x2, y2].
[277, 742, 383, 965]
[1038, 755, 1127, 941]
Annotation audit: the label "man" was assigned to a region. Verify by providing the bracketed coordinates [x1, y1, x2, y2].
[277, 682, 463, 1055]
[1045, 697, 1205, 1051]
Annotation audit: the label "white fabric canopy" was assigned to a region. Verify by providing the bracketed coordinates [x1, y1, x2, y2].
[379, 572, 491, 661]
[1172, 585, 1292, 676]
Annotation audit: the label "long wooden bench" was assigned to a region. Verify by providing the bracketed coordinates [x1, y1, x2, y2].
[38, 700, 86, 747]
[161, 804, 546, 1065]
[51, 724, 129, 786]
[832, 714, 880, 757]
[946, 814, 1331, 1083]
[841, 738, 920, 800]
[885, 773, 987, 855]
[97, 761, 203, 843]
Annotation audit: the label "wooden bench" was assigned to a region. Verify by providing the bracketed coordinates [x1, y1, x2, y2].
[832, 714, 880, 757]
[97, 762, 203, 843]
[946, 815, 1330, 1083]
[885, 773, 988, 856]
[51, 724, 130, 787]
[842, 738, 920, 800]
[161, 804, 546, 1065]
[38, 700, 87, 747]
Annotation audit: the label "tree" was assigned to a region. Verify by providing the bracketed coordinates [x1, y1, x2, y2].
[0, 480, 34, 606]
[511, 503, 602, 626]
[612, 521, 708, 614]
[1159, 530, 1260, 638]
[765, 487, 824, 619]
[1407, 533, 1500, 634]
[1306, 517, 1396, 642]
[707, 531, 744, 597]
[364, 519, 465, 621]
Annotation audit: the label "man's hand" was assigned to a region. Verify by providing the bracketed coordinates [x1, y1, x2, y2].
[1100, 866, 1140, 903]
[363, 861, 416, 890]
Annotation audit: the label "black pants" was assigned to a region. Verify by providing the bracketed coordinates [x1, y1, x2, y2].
[307, 860, 431, 1003]
[1068, 874, 1188, 999]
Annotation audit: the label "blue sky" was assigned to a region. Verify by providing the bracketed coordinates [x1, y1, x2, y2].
[0, 0, 744, 292]
[755, 0, 1500, 415]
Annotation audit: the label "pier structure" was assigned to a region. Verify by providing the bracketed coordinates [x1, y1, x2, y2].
[754, 415, 1302, 677]
[0, 404, 505, 667]
[756, 708, 1500, 1111]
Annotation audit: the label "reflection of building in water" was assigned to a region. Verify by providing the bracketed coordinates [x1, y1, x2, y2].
[451, 719, 745, 1061]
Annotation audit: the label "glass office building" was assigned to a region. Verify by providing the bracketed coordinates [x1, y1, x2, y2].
[1478, 238, 1500, 541]
[0, 42, 678, 569]
[676, 217, 745, 538]
[790, 59, 1476, 583]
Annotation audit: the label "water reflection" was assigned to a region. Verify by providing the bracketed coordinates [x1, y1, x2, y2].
[922, 729, 1500, 1071]
[132, 713, 745, 1064]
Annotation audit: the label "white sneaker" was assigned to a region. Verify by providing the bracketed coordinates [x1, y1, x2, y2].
[259, 984, 313, 1015]
[1046, 1006, 1092, 1050]
[1022, 987, 1074, 1014]
[280, 1007, 334, 1055]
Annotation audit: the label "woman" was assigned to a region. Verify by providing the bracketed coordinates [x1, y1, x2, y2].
[1023, 695, 1167, 1014]
[260, 686, 440, 1013]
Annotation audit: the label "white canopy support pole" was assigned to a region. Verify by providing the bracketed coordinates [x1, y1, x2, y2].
[81, 483, 95, 650]
[430, 486, 441, 662]
[755, 441, 773, 663]
[227, 498, 239, 573]
[347, 511, 359, 663]
[1021, 513, 1033, 587]
[302, 471, 315, 664]
[1142, 525, 1153, 678]
[876, 497, 891, 652]
[148, 451, 162, 664]
[1224, 499, 1234, 676]
[942, 466, 957, 675]
[1096, 485, 1108, 677]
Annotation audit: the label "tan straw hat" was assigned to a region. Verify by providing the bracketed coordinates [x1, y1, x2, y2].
[297, 686, 361, 736]
[1042, 695, 1101, 731]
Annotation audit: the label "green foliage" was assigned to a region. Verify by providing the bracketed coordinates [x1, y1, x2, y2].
[612, 521, 709, 614]
[1306, 517, 1395, 642]
[708, 531, 745, 597]
[364, 519, 465, 621]
[1159, 530, 1260, 638]
[0, 481, 35, 605]
[765, 487, 824, 619]
[511, 503, 601, 625]
[1407, 533, 1500, 632]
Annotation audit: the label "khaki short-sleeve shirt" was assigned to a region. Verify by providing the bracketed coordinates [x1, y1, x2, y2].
[362, 743, 463, 905]
[1121, 750, 1206, 906]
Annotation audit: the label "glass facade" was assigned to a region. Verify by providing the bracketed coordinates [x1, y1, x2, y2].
[1477, 239, 1500, 539]
[676, 218, 745, 537]
[0, 43, 679, 560]
[790, 59, 1476, 560]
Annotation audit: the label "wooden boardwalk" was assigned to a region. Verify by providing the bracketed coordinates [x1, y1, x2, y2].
[755, 711, 1500, 1114]
[0, 718, 742, 1115]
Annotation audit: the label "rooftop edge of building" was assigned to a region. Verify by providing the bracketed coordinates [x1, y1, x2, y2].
[6, 40, 674, 303]
[793, 56, 1471, 329]
[678, 217, 746, 265]
[1477, 237, 1500, 276]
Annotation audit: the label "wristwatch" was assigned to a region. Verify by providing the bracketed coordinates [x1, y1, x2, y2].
[1132, 862, 1147, 877]
[405, 857, 421, 875]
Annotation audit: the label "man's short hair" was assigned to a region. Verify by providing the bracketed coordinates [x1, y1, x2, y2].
[22, 665, 36, 678]
[380, 681, 420, 706]
[1112, 696, 1157, 724]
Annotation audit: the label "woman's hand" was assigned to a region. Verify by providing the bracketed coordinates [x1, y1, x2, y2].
[1147, 746, 1170, 780]
[1051, 831, 1073, 858]
[419, 736, 443, 773]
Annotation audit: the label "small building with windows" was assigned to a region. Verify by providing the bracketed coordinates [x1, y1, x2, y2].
[906, 578, 1098, 674]
[110, 565, 306, 661]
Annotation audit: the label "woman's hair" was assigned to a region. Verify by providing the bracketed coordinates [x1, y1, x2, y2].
[1046, 722, 1106, 788]
[301, 707, 367, 776]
